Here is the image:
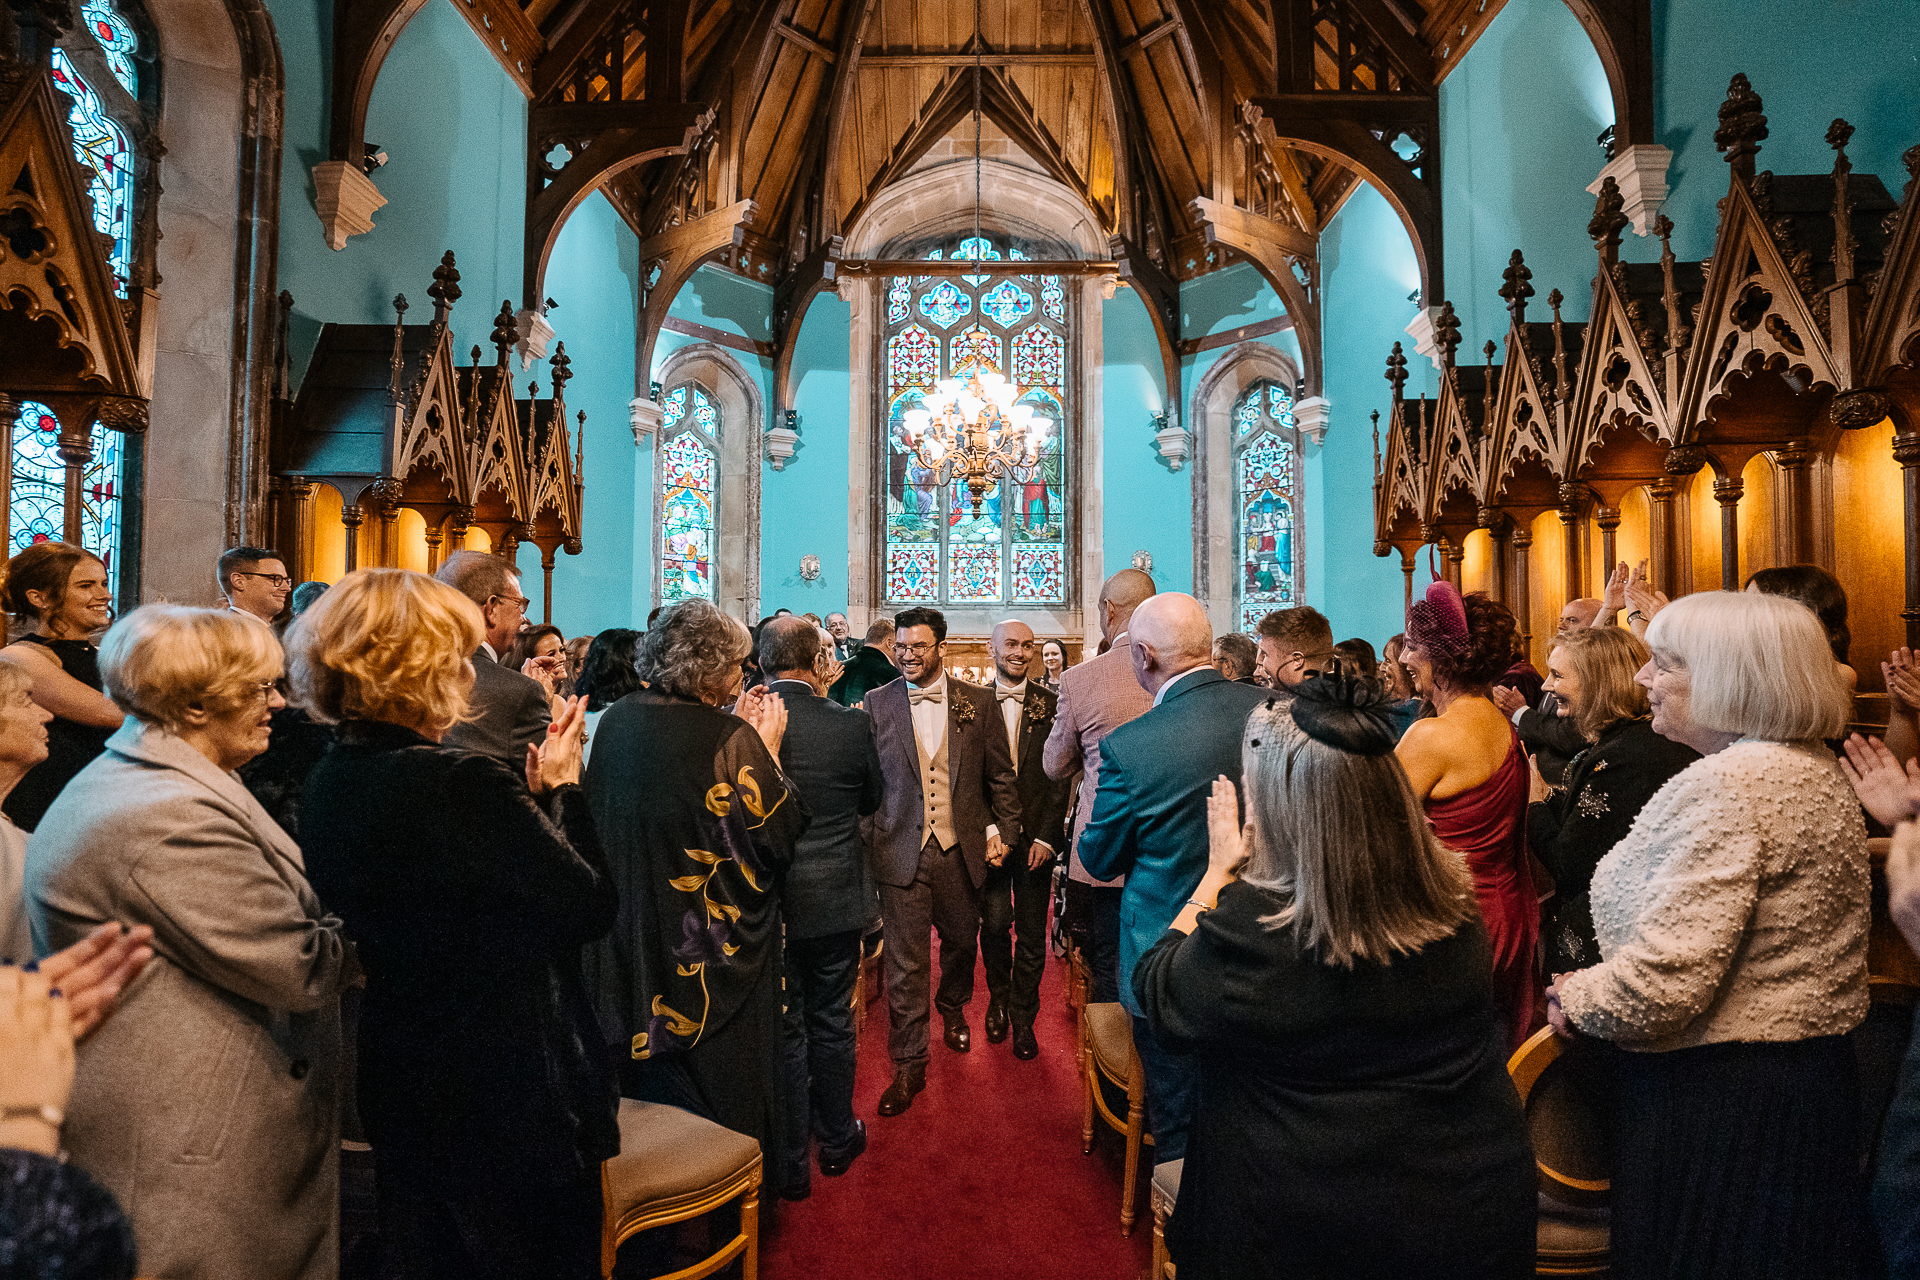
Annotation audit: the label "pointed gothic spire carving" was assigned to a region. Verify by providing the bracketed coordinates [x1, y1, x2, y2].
[1547, 289, 1570, 405]
[1654, 215, 1690, 362]
[1589, 176, 1629, 266]
[1714, 73, 1767, 185]
[388, 293, 409, 403]
[549, 340, 573, 398]
[491, 300, 518, 366]
[1829, 119, 1857, 284]
[1500, 249, 1534, 328]
[1385, 342, 1408, 402]
[428, 251, 462, 327]
[1434, 302, 1461, 369]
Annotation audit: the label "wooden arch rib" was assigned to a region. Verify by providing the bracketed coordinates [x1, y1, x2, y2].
[1558, 0, 1656, 148]
[328, 0, 436, 162]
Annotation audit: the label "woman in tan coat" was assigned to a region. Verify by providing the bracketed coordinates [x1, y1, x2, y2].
[26, 605, 355, 1280]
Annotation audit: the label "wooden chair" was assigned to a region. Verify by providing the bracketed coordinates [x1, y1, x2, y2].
[1508, 1027, 1611, 1277]
[1075, 948, 1152, 1234]
[1149, 1157, 1183, 1279]
[850, 926, 884, 1035]
[600, 1098, 762, 1280]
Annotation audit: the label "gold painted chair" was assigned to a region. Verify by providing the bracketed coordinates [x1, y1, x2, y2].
[1508, 1027, 1611, 1277]
[1149, 1157, 1182, 1279]
[1075, 948, 1152, 1234]
[600, 1098, 763, 1280]
[851, 927, 885, 1035]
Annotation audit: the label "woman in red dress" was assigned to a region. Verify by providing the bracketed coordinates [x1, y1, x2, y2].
[1394, 582, 1539, 1049]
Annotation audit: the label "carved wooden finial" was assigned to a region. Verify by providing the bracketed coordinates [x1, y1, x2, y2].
[1385, 342, 1408, 401]
[388, 294, 409, 403]
[1500, 249, 1534, 327]
[470, 344, 483, 368]
[1547, 289, 1570, 405]
[490, 300, 518, 365]
[1371, 408, 1380, 472]
[1434, 302, 1461, 369]
[549, 341, 573, 404]
[1589, 176, 1629, 264]
[1713, 73, 1768, 183]
[428, 251, 462, 325]
[1829, 119, 1858, 284]
[1655, 215, 1690, 361]
[576, 409, 587, 483]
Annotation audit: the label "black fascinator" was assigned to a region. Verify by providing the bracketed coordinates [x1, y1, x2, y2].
[1287, 663, 1398, 757]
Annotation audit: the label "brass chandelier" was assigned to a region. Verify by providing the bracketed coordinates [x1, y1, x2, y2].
[902, 370, 1052, 515]
[898, 0, 1055, 517]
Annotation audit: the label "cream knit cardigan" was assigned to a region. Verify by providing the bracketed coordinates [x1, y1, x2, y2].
[1558, 738, 1869, 1052]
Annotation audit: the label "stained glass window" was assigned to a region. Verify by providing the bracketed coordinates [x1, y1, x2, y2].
[47, 49, 133, 297]
[10, 402, 124, 596]
[882, 234, 1070, 608]
[659, 384, 718, 604]
[80, 0, 139, 96]
[1234, 379, 1304, 632]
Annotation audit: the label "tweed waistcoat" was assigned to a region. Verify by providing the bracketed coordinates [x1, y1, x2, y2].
[915, 714, 957, 851]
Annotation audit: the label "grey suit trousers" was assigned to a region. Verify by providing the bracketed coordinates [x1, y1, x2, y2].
[879, 835, 982, 1067]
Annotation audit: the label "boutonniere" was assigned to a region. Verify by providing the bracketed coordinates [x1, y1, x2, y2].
[1022, 690, 1049, 724]
[952, 693, 977, 726]
[1591, 759, 1610, 772]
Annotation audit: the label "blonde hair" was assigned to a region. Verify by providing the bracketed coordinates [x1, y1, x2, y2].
[1644, 590, 1850, 741]
[1238, 703, 1475, 967]
[99, 605, 282, 730]
[1547, 626, 1652, 741]
[0, 656, 34, 703]
[287, 569, 483, 733]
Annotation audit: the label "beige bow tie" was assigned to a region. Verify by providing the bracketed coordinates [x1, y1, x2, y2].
[908, 686, 944, 705]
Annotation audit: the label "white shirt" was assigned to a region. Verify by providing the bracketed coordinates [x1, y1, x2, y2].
[1152, 664, 1214, 708]
[995, 679, 1027, 768]
[908, 673, 948, 758]
[480, 640, 500, 663]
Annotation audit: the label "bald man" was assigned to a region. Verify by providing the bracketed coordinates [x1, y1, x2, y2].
[1043, 567, 1157, 1004]
[1077, 593, 1266, 1166]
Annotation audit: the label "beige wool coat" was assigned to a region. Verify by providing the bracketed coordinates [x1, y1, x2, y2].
[26, 719, 355, 1280]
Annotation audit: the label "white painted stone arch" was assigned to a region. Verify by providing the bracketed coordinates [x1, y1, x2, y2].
[653, 342, 763, 621]
[1191, 341, 1305, 635]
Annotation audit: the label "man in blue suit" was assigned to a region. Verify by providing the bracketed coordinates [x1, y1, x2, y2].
[1078, 592, 1267, 1165]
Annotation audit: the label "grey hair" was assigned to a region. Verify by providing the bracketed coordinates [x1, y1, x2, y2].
[1237, 702, 1474, 968]
[433, 549, 520, 609]
[641, 599, 752, 701]
[1644, 590, 1850, 741]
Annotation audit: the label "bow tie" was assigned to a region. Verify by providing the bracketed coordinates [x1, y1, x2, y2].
[908, 686, 944, 705]
[996, 688, 1025, 702]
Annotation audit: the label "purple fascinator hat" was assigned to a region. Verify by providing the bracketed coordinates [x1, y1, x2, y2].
[1405, 579, 1470, 664]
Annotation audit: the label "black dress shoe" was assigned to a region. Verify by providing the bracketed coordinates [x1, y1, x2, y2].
[984, 996, 1010, 1043]
[877, 1068, 925, 1117]
[819, 1121, 867, 1176]
[1012, 1022, 1039, 1060]
[777, 1182, 811, 1202]
[941, 1010, 971, 1053]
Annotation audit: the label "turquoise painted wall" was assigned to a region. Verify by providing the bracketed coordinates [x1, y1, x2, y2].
[269, 0, 527, 381]
[1102, 287, 1190, 593]
[762, 295, 851, 613]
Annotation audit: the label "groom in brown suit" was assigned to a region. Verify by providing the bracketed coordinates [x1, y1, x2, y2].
[864, 606, 1022, 1116]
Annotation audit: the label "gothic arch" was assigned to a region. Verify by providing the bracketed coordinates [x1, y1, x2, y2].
[652, 341, 763, 621]
[1191, 341, 1304, 636]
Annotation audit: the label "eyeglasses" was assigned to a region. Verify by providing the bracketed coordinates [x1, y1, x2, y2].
[235, 572, 292, 588]
[489, 593, 532, 614]
[248, 680, 279, 705]
[895, 642, 939, 657]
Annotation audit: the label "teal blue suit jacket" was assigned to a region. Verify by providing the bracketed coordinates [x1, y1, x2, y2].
[1077, 668, 1270, 1015]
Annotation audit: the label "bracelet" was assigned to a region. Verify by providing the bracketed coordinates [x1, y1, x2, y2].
[0, 1103, 63, 1129]
[1628, 610, 1646, 622]
[1186, 898, 1214, 912]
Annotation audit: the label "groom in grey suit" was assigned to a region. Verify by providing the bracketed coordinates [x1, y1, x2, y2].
[864, 606, 1021, 1116]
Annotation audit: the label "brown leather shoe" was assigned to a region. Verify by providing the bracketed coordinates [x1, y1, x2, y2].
[941, 1010, 971, 1053]
[877, 1067, 925, 1117]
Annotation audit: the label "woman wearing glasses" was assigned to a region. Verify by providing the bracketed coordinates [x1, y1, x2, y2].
[26, 604, 355, 1280]
[0, 542, 125, 831]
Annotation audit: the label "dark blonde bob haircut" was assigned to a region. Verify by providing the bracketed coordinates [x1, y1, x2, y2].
[287, 568, 483, 734]
[1545, 625, 1652, 741]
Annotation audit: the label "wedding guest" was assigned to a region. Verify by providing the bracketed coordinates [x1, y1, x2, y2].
[830, 618, 902, 708]
[293, 569, 616, 1279]
[1874, 801, 1920, 1274]
[433, 550, 550, 767]
[1212, 632, 1258, 683]
[1381, 634, 1421, 737]
[1395, 582, 1538, 1049]
[1524, 626, 1697, 974]
[508, 622, 566, 679]
[1332, 637, 1378, 689]
[1137, 678, 1533, 1279]
[584, 599, 804, 1154]
[27, 605, 353, 1280]
[1550, 590, 1875, 1278]
[0, 543, 122, 832]
[1039, 639, 1067, 690]
[574, 627, 642, 765]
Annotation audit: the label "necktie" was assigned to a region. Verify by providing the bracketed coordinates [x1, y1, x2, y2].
[908, 686, 944, 704]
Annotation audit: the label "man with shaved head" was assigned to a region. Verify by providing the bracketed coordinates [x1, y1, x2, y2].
[1043, 567, 1158, 1004]
[1077, 592, 1267, 1166]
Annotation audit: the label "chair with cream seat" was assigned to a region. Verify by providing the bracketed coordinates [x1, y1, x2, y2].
[1508, 1026, 1611, 1277]
[600, 1097, 763, 1280]
[1074, 947, 1152, 1234]
[1149, 1157, 1182, 1279]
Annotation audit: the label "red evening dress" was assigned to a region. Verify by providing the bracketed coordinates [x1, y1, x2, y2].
[1425, 731, 1540, 1050]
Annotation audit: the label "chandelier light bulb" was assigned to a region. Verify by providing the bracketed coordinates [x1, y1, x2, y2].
[902, 408, 932, 438]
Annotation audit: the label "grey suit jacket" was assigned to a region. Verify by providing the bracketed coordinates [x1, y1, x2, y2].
[26, 720, 355, 1280]
[865, 676, 1022, 891]
[445, 646, 551, 767]
[1042, 637, 1153, 886]
[768, 680, 884, 938]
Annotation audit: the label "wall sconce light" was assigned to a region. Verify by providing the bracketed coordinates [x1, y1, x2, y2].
[799, 553, 821, 582]
[767, 408, 800, 470]
[1152, 409, 1191, 471]
[649, 380, 663, 403]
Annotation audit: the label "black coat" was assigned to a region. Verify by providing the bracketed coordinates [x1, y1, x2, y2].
[999, 682, 1073, 858]
[1527, 716, 1700, 974]
[300, 720, 619, 1183]
[828, 644, 899, 708]
[766, 679, 883, 939]
[444, 647, 551, 766]
[1516, 698, 1587, 785]
[1135, 882, 1535, 1280]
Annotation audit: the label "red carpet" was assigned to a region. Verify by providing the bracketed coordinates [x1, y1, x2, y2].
[762, 951, 1154, 1280]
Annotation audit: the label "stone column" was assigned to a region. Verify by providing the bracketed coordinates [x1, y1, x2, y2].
[840, 276, 876, 632]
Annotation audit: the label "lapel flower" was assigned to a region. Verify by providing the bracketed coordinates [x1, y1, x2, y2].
[952, 687, 977, 727]
[1022, 690, 1049, 724]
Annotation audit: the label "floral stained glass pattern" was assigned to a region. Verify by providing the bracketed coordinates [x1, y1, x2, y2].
[1235, 379, 1301, 632]
[80, 0, 139, 96]
[661, 384, 687, 432]
[887, 325, 938, 390]
[659, 386, 717, 604]
[980, 280, 1034, 328]
[1012, 325, 1064, 388]
[887, 277, 911, 325]
[950, 324, 1002, 377]
[1041, 276, 1065, 323]
[48, 50, 133, 297]
[918, 279, 971, 328]
[887, 545, 938, 601]
[10, 402, 123, 596]
[1012, 544, 1063, 600]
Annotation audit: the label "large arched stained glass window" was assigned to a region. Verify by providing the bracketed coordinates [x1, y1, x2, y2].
[10, 402, 125, 593]
[47, 48, 134, 297]
[881, 236, 1069, 607]
[1234, 379, 1303, 632]
[658, 384, 719, 604]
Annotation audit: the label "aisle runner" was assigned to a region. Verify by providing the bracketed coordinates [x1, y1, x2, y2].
[762, 951, 1154, 1279]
